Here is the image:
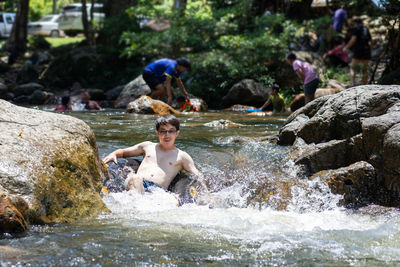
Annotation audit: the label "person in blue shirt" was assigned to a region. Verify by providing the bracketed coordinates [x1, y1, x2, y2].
[142, 58, 191, 105]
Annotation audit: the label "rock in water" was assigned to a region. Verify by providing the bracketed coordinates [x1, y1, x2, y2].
[126, 95, 179, 115]
[279, 85, 400, 207]
[0, 100, 109, 232]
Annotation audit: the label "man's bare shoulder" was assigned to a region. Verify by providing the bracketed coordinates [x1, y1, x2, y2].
[177, 149, 193, 161]
[135, 141, 156, 148]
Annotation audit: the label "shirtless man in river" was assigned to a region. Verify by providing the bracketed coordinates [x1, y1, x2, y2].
[102, 114, 208, 194]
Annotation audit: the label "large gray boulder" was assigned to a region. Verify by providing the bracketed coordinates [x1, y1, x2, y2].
[222, 79, 271, 108]
[278, 85, 400, 207]
[114, 75, 151, 108]
[0, 100, 109, 233]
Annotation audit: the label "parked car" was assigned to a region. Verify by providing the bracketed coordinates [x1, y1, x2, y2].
[28, 14, 62, 37]
[58, 3, 104, 36]
[0, 12, 16, 38]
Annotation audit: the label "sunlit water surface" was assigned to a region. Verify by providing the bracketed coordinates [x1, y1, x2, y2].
[1, 109, 400, 266]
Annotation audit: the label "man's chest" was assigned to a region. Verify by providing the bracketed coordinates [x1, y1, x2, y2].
[143, 148, 181, 170]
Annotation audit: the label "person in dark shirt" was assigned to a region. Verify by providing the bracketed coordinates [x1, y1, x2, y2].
[344, 18, 372, 86]
[142, 58, 191, 105]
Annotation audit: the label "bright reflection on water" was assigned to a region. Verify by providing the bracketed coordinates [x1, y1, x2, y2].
[1, 109, 400, 266]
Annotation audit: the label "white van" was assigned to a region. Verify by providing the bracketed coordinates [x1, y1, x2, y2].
[58, 3, 104, 36]
[0, 13, 16, 38]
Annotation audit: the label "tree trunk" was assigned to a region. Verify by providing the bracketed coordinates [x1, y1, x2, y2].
[285, 0, 313, 21]
[5, 0, 29, 60]
[53, 0, 57, 14]
[380, 1, 400, 83]
[172, 0, 187, 15]
[81, 0, 95, 46]
[251, 0, 271, 16]
[103, 0, 136, 18]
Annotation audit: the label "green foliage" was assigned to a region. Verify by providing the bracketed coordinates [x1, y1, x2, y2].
[100, 0, 392, 107]
[320, 66, 348, 86]
[45, 37, 85, 48]
[119, 1, 299, 107]
[28, 35, 51, 50]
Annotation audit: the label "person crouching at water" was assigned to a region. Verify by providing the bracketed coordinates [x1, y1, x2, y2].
[176, 95, 198, 112]
[81, 92, 102, 110]
[142, 58, 191, 105]
[286, 52, 320, 104]
[258, 84, 285, 113]
[54, 96, 72, 112]
[102, 114, 208, 194]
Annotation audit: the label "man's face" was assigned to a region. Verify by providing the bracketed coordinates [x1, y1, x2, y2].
[177, 101, 185, 108]
[177, 65, 188, 73]
[156, 123, 180, 145]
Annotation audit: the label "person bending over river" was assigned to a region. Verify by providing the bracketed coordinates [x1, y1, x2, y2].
[286, 52, 320, 104]
[142, 58, 191, 105]
[103, 114, 208, 194]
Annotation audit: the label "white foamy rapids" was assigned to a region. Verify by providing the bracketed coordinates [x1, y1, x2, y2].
[286, 177, 344, 213]
[101, 186, 390, 243]
[102, 191, 394, 245]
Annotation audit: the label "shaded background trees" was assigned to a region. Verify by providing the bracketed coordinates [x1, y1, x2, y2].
[2, 0, 399, 107]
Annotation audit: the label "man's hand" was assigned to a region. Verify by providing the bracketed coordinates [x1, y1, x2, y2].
[103, 153, 118, 165]
[167, 95, 173, 105]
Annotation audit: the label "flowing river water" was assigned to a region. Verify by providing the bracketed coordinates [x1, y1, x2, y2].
[1, 110, 400, 266]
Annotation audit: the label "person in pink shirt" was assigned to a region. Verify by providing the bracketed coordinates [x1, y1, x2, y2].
[323, 43, 350, 67]
[286, 52, 319, 104]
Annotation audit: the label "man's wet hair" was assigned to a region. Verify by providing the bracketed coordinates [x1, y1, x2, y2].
[156, 114, 180, 131]
[272, 84, 280, 92]
[286, 52, 297, 60]
[176, 95, 186, 103]
[61, 96, 70, 105]
[177, 57, 191, 71]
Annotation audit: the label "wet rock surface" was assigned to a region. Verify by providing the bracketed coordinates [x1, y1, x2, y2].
[278, 85, 400, 207]
[222, 79, 271, 108]
[0, 100, 109, 233]
[114, 75, 151, 109]
[126, 95, 179, 115]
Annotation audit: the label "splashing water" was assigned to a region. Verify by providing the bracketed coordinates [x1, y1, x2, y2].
[2, 110, 400, 266]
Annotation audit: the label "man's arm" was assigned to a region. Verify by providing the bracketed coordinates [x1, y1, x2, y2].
[102, 141, 148, 164]
[181, 152, 209, 193]
[295, 68, 305, 83]
[259, 99, 271, 111]
[176, 78, 189, 100]
[344, 35, 356, 52]
[279, 98, 286, 112]
[164, 76, 173, 105]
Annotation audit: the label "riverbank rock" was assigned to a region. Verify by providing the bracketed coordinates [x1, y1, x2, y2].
[114, 75, 151, 109]
[222, 79, 271, 108]
[126, 95, 179, 115]
[278, 85, 400, 207]
[0, 195, 29, 234]
[289, 88, 343, 112]
[0, 100, 109, 233]
[204, 119, 244, 128]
